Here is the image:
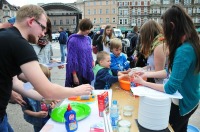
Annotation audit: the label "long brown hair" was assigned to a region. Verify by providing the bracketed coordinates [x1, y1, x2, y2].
[46, 17, 52, 42]
[140, 20, 163, 58]
[162, 4, 200, 73]
[102, 25, 113, 46]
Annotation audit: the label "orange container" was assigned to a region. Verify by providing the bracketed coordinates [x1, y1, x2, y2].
[119, 78, 131, 91]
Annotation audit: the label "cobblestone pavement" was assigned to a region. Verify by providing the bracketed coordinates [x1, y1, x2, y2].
[7, 42, 200, 132]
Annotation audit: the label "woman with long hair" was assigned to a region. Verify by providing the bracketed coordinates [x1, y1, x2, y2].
[133, 4, 200, 131]
[140, 20, 167, 83]
[96, 25, 114, 53]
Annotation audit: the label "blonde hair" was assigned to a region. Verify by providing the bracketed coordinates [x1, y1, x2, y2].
[39, 64, 51, 79]
[16, 4, 47, 22]
[96, 51, 110, 64]
[110, 38, 122, 50]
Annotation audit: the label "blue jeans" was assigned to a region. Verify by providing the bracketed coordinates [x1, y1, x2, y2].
[60, 44, 66, 63]
[0, 114, 14, 132]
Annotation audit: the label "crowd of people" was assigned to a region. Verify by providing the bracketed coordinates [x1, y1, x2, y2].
[0, 3, 199, 132]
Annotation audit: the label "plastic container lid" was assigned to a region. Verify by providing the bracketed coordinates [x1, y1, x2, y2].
[118, 127, 130, 132]
[118, 120, 131, 128]
[124, 106, 134, 111]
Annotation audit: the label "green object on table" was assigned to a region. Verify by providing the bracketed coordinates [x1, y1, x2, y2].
[50, 102, 91, 123]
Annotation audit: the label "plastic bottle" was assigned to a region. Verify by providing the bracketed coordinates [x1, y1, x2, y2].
[110, 100, 119, 132]
[64, 104, 78, 132]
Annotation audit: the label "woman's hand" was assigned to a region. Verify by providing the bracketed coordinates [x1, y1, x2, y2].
[73, 75, 79, 85]
[133, 74, 146, 85]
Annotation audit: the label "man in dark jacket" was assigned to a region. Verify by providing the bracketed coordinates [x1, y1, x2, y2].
[58, 26, 67, 62]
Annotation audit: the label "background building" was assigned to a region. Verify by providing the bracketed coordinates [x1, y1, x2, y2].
[0, 0, 19, 23]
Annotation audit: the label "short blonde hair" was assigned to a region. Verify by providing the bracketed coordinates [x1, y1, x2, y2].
[16, 4, 47, 22]
[39, 64, 51, 79]
[96, 51, 110, 64]
[110, 38, 122, 50]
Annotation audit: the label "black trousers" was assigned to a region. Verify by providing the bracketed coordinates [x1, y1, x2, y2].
[169, 103, 198, 132]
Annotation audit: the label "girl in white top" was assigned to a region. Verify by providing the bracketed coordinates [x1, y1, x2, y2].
[140, 20, 167, 84]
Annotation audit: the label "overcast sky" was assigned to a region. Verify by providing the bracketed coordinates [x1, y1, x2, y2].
[7, 0, 76, 7]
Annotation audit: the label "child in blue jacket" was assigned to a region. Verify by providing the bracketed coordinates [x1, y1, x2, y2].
[110, 38, 130, 76]
[93, 51, 129, 90]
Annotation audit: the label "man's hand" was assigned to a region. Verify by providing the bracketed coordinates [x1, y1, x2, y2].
[10, 91, 26, 106]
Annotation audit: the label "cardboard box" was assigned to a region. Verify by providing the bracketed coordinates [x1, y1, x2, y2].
[97, 91, 109, 117]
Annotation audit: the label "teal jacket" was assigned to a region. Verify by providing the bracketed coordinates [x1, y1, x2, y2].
[164, 42, 199, 116]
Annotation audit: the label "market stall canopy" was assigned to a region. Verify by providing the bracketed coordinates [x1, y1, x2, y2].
[119, 27, 133, 33]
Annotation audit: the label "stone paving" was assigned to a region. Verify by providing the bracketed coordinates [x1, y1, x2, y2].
[7, 42, 200, 132]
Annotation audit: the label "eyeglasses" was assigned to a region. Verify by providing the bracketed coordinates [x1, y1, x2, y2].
[34, 19, 46, 31]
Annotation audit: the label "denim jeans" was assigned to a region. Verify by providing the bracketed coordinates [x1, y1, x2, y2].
[0, 114, 14, 132]
[60, 44, 66, 63]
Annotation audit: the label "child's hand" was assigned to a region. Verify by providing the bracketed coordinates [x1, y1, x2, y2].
[50, 100, 60, 109]
[37, 111, 48, 118]
[58, 65, 64, 69]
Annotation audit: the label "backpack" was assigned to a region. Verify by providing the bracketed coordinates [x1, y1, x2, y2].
[124, 33, 138, 57]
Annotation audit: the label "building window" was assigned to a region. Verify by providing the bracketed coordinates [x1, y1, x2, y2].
[124, 2, 128, 6]
[112, 8, 115, 14]
[124, 9, 128, 15]
[144, 17, 148, 23]
[144, 7, 148, 15]
[197, 7, 200, 13]
[106, 18, 109, 23]
[66, 19, 69, 24]
[119, 2, 123, 6]
[100, 18, 103, 23]
[112, 0, 115, 4]
[119, 10, 123, 15]
[106, 9, 109, 14]
[73, 18, 75, 24]
[60, 20, 63, 25]
[54, 20, 56, 25]
[163, 0, 170, 4]
[100, 1, 102, 5]
[94, 18, 96, 24]
[137, 18, 141, 26]
[188, 8, 192, 14]
[4, 11, 9, 16]
[112, 17, 116, 23]
[175, 0, 179, 4]
[88, 9, 90, 15]
[94, 1, 96, 5]
[99, 9, 102, 14]
[138, 1, 141, 6]
[132, 9, 135, 15]
[119, 18, 128, 24]
[87, 2, 90, 6]
[132, 1, 135, 6]
[137, 8, 141, 15]
[106, 1, 109, 5]
[94, 9, 96, 15]
[144, 1, 148, 6]
[184, 0, 191, 5]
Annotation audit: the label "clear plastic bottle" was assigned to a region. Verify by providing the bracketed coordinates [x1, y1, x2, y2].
[110, 100, 119, 132]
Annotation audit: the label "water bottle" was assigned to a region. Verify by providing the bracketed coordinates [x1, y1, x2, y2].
[110, 100, 119, 131]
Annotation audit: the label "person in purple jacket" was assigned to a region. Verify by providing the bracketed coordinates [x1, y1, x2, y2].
[65, 18, 94, 87]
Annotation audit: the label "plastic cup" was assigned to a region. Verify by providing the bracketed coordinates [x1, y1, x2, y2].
[123, 105, 134, 117]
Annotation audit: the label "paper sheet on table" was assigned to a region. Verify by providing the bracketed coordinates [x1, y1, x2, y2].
[23, 82, 34, 90]
[41, 62, 67, 68]
[131, 86, 183, 99]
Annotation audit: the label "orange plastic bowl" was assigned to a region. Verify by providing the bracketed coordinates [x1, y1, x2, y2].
[119, 78, 131, 91]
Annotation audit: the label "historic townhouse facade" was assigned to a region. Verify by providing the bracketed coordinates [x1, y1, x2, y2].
[0, 0, 19, 23]
[2, 0, 199, 32]
[150, 0, 200, 27]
